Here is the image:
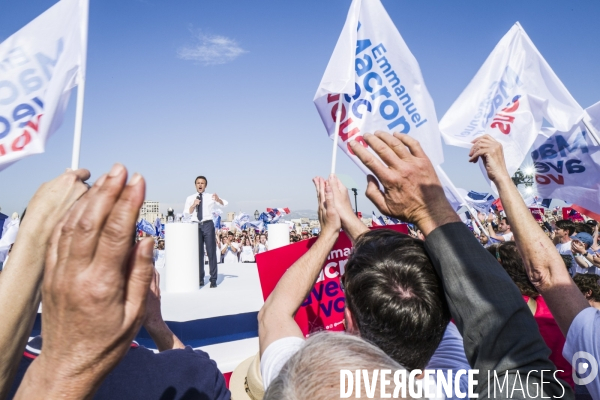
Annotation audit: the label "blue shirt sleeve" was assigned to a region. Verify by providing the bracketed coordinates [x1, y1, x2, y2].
[562, 307, 600, 399]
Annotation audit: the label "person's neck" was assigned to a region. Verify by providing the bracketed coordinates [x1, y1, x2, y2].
[590, 300, 600, 310]
[560, 235, 571, 244]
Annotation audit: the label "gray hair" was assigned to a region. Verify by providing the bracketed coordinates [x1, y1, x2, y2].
[264, 332, 410, 400]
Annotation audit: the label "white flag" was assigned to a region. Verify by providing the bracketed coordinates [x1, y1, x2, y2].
[439, 22, 583, 176]
[531, 101, 600, 215]
[0, 0, 87, 171]
[435, 165, 466, 212]
[314, 0, 444, 171]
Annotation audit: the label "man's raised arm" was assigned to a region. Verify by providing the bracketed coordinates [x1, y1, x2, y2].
[258, 177, 340, 356]
[469, 135, 589, 335]
[350, 132, 570, 399]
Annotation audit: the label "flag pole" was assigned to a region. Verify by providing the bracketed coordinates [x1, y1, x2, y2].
[468, 206, 489, 236]
[71, 0, 89, 170]
[330, 95, 344, 175]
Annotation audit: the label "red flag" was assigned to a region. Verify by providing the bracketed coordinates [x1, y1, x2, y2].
[492, 198, 504, 212]
[572, 204, 600, 222]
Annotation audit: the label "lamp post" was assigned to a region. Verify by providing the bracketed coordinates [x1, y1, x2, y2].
[351, 188, 358, 216]
[254, 210, 259, 220]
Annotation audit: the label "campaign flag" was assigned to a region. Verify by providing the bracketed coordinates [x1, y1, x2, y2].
[459, 190, 495, 214]
[153, 217, 162, 236]
[439, 22, 583, 177]
[371, 211, 385, 226]
[0, 212, 8, 240]
[541, 198, 552, 209]
[471, 219, 481, 235]
[386, 216, 401, 225]
[530, 101, 600, 216]
[571, 204, 600, 222]
[529, 207, 545, 221]
[137, 219, 155, 236]
[562, 207, 584, 222]
[0, 0, 88, 171]
[492, 198, 504, 212]
[212, 208, 223, 227]
[314, 0, 445, 171]
[265, 208, 290, 224]
[0, 216, 19, 263]
[436, 165, 467, 212]
[258, 212, 270, 224]
[233, 212, 251, 231]
[266, 207, 290, 215]
[255, 224, 408, 337]
[248, 220, 264, 232]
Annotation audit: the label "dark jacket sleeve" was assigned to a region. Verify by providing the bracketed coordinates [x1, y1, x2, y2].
[425, 222, 573, 400]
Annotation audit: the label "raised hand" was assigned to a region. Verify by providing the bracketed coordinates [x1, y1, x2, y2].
[349, 131, 459, 235]
[313, 176, 341, 235]
[469, 135, 511, 184]
[15, 164, 154, 399]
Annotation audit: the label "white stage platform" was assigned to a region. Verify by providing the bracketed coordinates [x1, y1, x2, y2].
[33, 262, 266, 375]
[159, 262, 264, 321]
[154, 261, 264, 374]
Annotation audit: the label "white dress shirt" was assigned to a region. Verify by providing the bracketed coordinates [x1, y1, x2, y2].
[183, 192, 228, 222]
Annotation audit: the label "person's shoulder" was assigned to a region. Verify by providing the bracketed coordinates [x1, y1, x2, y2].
[127, 345, 220, 370]
[563, 307, 600, 358]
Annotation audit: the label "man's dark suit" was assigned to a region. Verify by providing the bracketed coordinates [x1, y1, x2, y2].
[425, 222, 573, 400]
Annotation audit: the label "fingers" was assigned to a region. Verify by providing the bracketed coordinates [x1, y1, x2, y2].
[362, 132, 402, 168]
[71, 168, 91, 182]
[52, 174, 109, 278]
[324, 178, 334, 208]
[93, 173, 145, 282]
[123, 239, 154, 328]
[392, 133, 427, 158]
[365, 175, 391, 215]
[67, 164, 129, 267]
[376, 131, 411, 160]
[350, 139, 390, 181]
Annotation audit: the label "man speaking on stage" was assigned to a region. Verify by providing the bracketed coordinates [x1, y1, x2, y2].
[183, 176, 227, 288]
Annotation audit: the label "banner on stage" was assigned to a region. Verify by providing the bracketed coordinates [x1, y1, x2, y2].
[255, 224, 408, 336]
[0, 0, 86, 171]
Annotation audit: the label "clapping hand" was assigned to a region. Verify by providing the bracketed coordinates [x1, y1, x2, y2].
[313, 176, 341, 236]
[15, 164, 154, 399]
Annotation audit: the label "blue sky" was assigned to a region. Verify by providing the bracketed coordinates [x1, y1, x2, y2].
[1, 0, 599, 217]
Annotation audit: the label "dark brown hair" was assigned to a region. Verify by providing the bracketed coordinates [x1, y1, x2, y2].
[487, 242, 538, 298]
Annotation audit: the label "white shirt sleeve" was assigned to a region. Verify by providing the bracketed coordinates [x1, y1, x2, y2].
[562, 307, 600, 399]
[261, 337, 305, 390]
[426, 322, 471, 400]
[183, 195, 194, 216]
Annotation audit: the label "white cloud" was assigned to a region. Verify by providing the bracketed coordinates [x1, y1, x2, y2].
[177, 29, 247, 66]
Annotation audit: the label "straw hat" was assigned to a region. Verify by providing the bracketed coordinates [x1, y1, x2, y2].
[229, 353, 265, 400]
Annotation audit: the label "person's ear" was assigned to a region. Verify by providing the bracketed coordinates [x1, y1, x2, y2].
[344, 307, 359, 335]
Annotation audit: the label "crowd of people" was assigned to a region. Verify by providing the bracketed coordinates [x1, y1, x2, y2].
[0, 133, 598, 399]
[144, 225, 320, 267]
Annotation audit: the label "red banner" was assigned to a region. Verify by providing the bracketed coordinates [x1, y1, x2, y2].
[571, 204, 600, 222]
[562, 207, 584, 222]
[529, 207, 545, 221]
[255, 224, 408, 337]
